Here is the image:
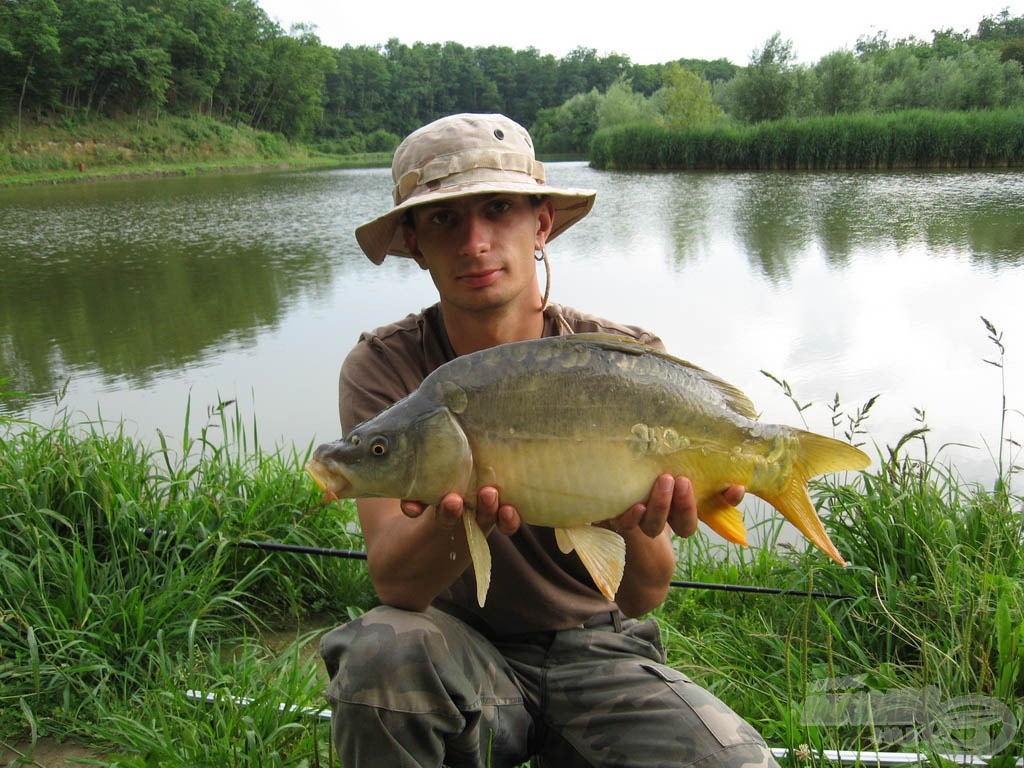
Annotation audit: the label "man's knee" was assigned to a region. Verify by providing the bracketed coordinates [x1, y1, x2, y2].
[320, 606, 453, 703]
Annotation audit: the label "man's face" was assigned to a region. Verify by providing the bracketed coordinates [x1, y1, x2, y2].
[402, 194, 554, 314]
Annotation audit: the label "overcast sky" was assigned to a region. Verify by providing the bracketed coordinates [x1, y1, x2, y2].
[256, 0, 1020, 65]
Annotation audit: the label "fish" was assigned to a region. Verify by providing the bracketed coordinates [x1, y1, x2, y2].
[305, 333, 871, 607]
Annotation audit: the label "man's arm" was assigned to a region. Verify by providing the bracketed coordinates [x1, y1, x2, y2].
[357, 488, 519, 611]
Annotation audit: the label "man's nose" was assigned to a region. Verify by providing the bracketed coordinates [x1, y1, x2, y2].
[458, 212, 491, 255]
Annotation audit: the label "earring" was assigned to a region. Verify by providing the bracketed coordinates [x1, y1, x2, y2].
[537, 246, 551, 311]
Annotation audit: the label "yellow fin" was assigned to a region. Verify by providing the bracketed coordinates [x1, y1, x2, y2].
[762, 478, 846, 566]
[697, 499, 748, 546]
[759, 431, 869, 566]
[793, 430, 871, 476]
[555, 525, 626, 601]
[463, 514, 492, 607]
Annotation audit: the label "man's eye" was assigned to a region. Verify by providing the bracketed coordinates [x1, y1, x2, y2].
[490, 200, 512, 215]
[428, 210, 454, 226]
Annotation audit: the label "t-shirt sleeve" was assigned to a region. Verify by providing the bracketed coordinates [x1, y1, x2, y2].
[338, 336, 410, 433]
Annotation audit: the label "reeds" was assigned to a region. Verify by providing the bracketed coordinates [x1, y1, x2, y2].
[590, 108, 1024, 170]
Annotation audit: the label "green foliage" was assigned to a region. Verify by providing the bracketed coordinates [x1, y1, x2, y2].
[597, 76, 659, 131]
[726, 33, 798, 123]
[5, 1, 1024, 155]
[654, 62, 723, 128]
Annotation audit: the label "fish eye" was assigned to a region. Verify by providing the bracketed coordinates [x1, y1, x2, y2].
[369, 436, 389, 456]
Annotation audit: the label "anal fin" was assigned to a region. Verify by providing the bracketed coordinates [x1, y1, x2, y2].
[697, 497, 748, 546]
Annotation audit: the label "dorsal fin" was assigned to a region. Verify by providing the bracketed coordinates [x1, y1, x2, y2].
[568, 333, 759, 420]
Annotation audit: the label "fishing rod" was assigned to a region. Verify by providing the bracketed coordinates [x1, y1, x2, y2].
[143, 530, 853, 601]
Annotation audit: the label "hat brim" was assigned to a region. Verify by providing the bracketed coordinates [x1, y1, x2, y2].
[355, 181, 596, 265]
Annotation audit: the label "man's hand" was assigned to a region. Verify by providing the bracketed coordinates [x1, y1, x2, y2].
[400, 487, 521, 536]
[606, 475, 745, 539]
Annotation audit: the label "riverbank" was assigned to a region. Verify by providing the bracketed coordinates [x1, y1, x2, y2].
[0, 115, 388, 188]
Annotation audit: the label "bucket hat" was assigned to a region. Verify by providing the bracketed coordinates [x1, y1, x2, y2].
[355, 113, 597, 264]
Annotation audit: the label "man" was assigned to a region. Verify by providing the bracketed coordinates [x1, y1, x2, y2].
[320, 113, 779, 768]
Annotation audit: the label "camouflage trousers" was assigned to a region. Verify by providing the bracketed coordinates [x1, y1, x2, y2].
[319, 605, 779, 768]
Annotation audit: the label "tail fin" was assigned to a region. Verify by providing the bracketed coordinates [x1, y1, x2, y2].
[760, 432, 870, 566]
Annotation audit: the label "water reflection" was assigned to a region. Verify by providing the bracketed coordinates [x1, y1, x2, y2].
[0, 170, 387, 397]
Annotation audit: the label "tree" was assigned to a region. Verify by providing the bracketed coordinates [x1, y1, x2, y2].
[0, 0, 61, 130]
[654, 62, 722, 127]
[530, 88, 602, 154]
[597, 76, 657, 130]
[724, 33, 799, 123]
[814, 51, 869, 114]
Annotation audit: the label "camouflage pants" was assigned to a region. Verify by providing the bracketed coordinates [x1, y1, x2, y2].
[320, 606, 779, 768]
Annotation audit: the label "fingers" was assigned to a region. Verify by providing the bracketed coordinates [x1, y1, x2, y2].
[639, 473, 674, 538]
[402, 488, 522, 536]
[667, 475, 699, 538]
[723, 484, 745, 507]
[477, 486, 521, 535]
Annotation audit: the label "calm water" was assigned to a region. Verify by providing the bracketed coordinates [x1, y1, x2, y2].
[2, 165, 1022, 490]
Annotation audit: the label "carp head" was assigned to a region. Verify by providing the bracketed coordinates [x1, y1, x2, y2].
[305, 399, 473, 505]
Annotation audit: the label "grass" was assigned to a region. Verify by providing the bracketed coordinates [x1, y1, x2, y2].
[1, 318, 1022, 766]
[0, 394, 372, 765]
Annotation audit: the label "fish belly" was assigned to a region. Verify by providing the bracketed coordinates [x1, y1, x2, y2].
[468, 432, 770, 528]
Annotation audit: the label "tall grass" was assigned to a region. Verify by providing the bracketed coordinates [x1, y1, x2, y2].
[0, 402, 372, 764]
[590, 108, 1024, 170]
[2, 320, 1021, 765]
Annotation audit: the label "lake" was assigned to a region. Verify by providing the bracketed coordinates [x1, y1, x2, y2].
[2, 164, 1022, 491]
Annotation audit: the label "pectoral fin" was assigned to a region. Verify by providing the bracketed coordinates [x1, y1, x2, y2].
[555, 526, 626, 601]
[463, 513, 493, 607]
[697, 497, 748, 546]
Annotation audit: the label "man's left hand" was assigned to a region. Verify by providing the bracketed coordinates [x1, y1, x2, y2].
[606, 475, 745, 539]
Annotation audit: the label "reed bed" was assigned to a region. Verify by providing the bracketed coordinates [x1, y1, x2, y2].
[1, 320, 1021, 765]
[589, 108, 1024, 171]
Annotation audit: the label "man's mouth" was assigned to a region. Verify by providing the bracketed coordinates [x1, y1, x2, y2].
[458, 269, 501, 288]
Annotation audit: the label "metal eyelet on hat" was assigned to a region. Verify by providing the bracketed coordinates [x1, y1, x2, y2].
[494, 129, 504, 140]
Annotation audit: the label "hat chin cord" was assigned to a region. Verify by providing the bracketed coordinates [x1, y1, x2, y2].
[536, 246, 551, 311]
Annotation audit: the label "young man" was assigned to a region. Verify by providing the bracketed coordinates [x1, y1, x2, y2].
[320, 113, 779, 768]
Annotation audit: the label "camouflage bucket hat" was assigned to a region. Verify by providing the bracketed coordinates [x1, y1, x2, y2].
[355, 113, 597, 264]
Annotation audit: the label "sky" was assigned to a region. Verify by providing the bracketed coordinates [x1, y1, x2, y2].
[256, 0, 1022, 66]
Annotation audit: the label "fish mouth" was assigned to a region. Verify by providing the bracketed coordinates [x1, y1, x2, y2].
[304, 458, 352, 502]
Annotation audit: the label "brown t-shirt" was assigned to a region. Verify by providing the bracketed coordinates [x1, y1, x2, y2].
[339, 302, 664, 637]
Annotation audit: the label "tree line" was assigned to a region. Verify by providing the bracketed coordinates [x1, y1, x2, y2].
[2, 0, 1023, 153]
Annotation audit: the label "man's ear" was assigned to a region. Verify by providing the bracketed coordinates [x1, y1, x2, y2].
[402, 223, 428, 269]
[535, 198, 556, 249]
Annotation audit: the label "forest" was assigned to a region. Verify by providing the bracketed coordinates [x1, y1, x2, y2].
[1, 0, 1024, 155]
